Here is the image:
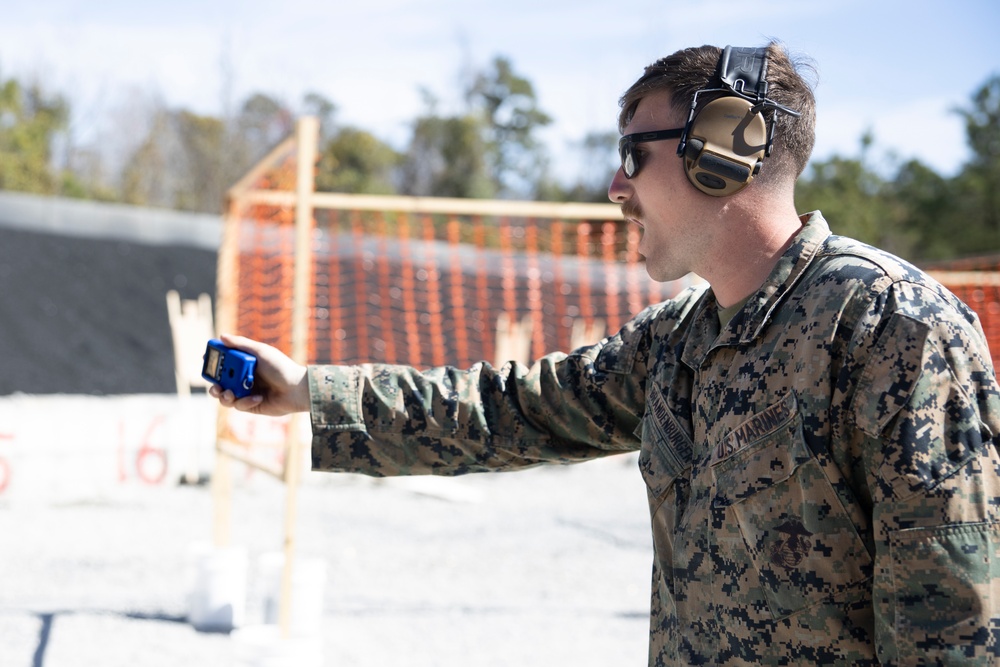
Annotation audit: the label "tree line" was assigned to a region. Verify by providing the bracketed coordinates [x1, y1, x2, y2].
[1, 56, 998, 264]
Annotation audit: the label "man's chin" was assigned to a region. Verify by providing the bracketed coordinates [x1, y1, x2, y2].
[643, 260, 689, 284]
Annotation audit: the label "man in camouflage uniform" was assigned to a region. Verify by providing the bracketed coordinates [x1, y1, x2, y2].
[213, 43, 1000, 665]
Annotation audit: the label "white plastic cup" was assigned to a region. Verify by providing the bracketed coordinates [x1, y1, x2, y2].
[257, 551, 327, 637]
[186, 543, 248, 632]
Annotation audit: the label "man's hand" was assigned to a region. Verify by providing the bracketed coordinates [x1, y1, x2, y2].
[208, 334, 309, 417]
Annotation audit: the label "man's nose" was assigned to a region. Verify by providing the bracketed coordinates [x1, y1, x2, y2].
[608, 166, 631, 203]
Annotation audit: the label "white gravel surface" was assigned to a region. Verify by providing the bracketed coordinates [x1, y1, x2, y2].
[1, 454, 653, 666]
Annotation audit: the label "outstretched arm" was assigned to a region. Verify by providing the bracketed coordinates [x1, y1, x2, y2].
[208, 333, 309, 417]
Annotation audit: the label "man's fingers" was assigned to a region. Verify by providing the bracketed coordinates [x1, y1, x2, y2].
[220, 333, 275, 360]
[233, 394, 264, 412]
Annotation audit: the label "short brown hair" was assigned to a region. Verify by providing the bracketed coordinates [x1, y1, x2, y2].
[617, 43, 817, 182]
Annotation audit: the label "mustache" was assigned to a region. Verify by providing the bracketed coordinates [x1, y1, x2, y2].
[621, 199, 642, 222]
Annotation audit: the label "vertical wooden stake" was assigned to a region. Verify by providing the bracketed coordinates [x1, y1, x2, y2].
[279, 116, 319, 639]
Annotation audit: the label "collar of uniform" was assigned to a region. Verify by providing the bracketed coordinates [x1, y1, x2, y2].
[737, 211, 831, 343]
[680, 287, 721, 371]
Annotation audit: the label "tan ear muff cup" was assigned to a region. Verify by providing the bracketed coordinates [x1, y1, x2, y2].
[683, 96, 768, 197]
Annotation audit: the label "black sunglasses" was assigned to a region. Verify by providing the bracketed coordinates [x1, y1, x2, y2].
[617, 128, 685, 179]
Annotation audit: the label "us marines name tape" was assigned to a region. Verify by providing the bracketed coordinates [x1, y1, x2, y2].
[714, 393, 796, 463]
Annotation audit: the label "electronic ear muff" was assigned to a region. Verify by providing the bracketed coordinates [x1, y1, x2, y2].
[682, 96, 767, 196]
[678, 45, 800, 197]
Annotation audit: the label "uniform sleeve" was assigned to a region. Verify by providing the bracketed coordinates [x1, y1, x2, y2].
[307, 304, 661, 477]
[850, 282, 1000, 665]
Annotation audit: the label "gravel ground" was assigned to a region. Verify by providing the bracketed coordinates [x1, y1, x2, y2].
[0, 453, 653, 666]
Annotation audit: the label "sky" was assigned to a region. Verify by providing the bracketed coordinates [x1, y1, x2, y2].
[1, 0, 998, 185]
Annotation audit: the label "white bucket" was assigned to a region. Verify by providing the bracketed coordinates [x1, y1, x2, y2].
[186, 543, 248, 632]
[257, 551, 327, 637]
[232, 625, 323, 667]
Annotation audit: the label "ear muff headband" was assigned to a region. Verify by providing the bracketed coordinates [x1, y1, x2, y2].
[678, 45, 800, 197]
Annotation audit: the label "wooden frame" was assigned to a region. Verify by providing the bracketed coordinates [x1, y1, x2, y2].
[212, 116, 630, 639]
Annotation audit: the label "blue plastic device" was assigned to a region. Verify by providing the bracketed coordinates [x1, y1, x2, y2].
[202, 339, 256, 398]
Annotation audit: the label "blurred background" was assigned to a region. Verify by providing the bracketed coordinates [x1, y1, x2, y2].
[0, 1, 998, 665]
[0, 0, 997, 257]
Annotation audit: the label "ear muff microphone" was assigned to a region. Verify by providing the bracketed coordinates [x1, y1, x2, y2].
[677, 45, 800, 197]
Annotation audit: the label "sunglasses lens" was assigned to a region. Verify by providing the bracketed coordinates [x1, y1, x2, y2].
[620, 143, 636, 178]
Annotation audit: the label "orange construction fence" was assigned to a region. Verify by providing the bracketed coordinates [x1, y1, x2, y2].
[217, 118, 688, 371]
